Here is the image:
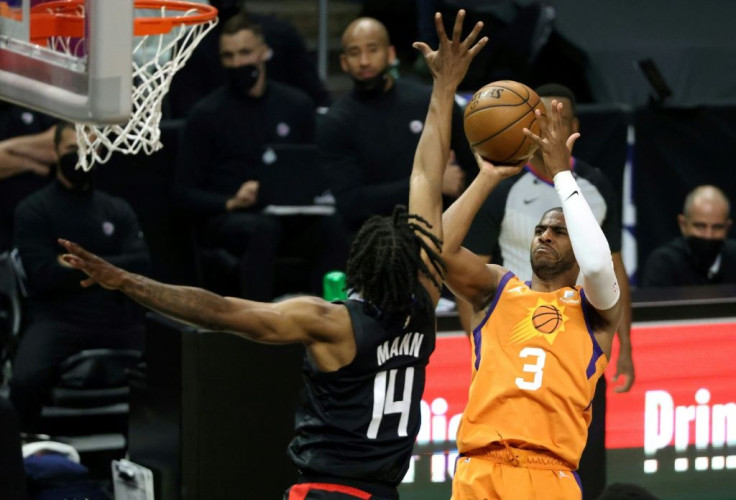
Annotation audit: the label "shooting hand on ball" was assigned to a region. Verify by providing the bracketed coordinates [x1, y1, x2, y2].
[523, 99, 580, 179]
[472, 150, 525, 181]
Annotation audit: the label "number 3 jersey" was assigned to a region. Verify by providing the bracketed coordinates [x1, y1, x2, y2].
[457, 272, 608, 468]
[288, 297, 436, 487]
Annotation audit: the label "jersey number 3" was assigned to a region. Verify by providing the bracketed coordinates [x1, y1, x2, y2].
[367, 368, 414, 439]
[515, 347, 546, 391]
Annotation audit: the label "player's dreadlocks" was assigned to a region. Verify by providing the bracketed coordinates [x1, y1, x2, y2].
[345, 205, 446, 322]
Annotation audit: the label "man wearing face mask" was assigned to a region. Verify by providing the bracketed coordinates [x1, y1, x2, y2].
[176, 14, 347, 302]
[318, 17, 476, 235]
[9, 122, 151, 432]
[642, 185, 736, 286]
[167, 0, 331, 117]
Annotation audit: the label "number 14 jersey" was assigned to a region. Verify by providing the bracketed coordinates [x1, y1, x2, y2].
[288, 297, 436, 487]
[457, 272, 608, 469]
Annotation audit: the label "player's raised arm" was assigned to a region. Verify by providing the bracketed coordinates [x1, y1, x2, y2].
[524, 101, 622, 337]
[441, 153, 524, 310]
[57, 238, 343, 347]
[408, 10, 486, 303]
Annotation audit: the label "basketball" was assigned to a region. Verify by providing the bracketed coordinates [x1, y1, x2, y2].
[463, 80, 546, 165]
[532, 304, 562, 334]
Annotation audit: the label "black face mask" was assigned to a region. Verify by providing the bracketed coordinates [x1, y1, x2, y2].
[685, 236, 724, 270]
[226, 64, 260, 97]
[58, 152, 95, 192]
[352, 70, 389, 99]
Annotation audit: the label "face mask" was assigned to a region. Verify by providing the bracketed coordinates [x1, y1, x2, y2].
[684, 236, 724, 270]
[352, 70, 389, 99]
[226, 64, 260, 96]
[58, 152, 94, 192]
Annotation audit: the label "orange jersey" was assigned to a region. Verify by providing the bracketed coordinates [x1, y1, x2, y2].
[457, 272, 608, 468]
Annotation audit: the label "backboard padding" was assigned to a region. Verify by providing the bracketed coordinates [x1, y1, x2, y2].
[0, 0, 133, 124]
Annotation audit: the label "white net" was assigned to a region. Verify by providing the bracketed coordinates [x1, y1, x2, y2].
[45, 3, 217, 171]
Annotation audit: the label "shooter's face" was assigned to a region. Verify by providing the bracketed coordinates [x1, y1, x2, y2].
[530, 211, 578, 280]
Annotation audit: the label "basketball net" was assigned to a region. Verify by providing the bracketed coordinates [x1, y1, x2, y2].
[36, 1, 218, 171]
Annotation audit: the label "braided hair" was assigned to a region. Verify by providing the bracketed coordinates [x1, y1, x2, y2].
[345, 205, 445, 322]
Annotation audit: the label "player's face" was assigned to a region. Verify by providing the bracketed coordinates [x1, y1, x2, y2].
[530, 211, 578, 279]
[219, 29, 268, 69]
[679, 199, 732, 240]
[340, 23, 396, 81]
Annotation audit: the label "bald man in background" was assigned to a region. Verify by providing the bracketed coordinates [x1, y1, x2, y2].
[643, 185, 736, 286]
[318, 17, 476, 235]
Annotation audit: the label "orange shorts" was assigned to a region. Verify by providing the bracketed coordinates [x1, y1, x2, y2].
[451, 449, 582, 500]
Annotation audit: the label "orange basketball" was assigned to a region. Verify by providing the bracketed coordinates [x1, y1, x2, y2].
[532, 304, 562, 334]
[463, 80, 546, 165]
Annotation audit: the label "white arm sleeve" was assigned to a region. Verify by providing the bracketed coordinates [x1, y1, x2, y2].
[553, 171, 620, 310]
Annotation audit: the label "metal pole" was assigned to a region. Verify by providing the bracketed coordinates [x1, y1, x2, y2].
[317, 0, 328, 80]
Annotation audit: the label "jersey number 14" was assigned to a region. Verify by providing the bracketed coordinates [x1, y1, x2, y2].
[367, 368, 414, 439]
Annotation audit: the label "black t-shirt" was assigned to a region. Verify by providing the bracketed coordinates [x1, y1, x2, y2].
[175, 81, 315, 217]
[642, 237, 736, 286]
[14, 182, 150, 326]
[288, 297, 436, 493]
[317, 78, 476, 231]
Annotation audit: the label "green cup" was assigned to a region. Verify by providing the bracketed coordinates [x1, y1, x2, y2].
[323, 271, 347, 301]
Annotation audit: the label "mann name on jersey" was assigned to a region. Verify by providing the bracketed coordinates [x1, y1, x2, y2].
[376, 332, 424, 366]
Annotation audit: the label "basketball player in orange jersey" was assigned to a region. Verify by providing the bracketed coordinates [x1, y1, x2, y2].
[413, 30, 622, 494]
[450, 106, 620, 498]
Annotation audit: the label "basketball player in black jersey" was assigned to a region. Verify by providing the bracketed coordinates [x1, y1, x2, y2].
[57, 11, 487, 500]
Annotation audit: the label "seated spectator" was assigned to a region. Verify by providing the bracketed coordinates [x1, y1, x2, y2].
[9, 122, 150, 432]
[167, 0, 331, 118]
[0, 103, 57, 251]
[642, 185, 736, 286]
[175, 14, 347, 302]
[318, 16, 475, 236]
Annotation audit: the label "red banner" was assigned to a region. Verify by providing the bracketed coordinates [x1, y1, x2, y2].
[605, 320, 736, 451]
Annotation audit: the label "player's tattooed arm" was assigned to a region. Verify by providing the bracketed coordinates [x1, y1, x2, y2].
[59, 238, 337, 345]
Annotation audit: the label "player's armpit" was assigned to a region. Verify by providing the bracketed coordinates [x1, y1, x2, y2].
[443, 247, 503, 311]
[221, 296, 346, 346]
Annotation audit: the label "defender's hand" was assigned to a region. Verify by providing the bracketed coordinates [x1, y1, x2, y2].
[58, 238, 127, 290]
[412, 10, 488, 89]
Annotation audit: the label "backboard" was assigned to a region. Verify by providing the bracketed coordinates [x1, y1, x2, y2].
[0, 0, 134, 124]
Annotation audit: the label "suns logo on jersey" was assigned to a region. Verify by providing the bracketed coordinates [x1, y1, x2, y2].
[508, 298, 569, 346]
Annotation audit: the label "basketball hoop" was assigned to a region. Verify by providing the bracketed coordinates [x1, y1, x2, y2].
[30, 0, 218, 170]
